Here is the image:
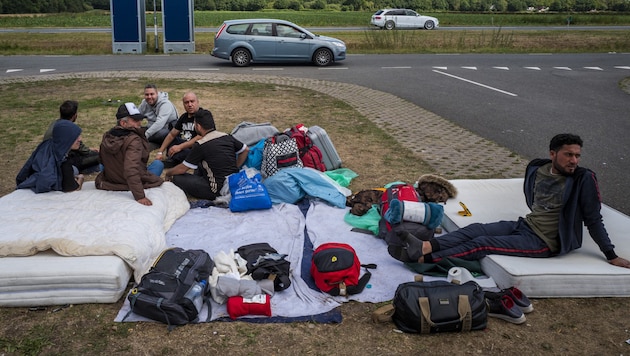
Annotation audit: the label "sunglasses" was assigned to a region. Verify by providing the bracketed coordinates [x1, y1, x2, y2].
[457, 202, 472, 217]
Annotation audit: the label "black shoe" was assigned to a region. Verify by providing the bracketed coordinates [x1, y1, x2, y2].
[387, 244, 412, 263]
[485, 294, 526, 324]
[502, 287, 533, 313]
[397, 231, 423, 261]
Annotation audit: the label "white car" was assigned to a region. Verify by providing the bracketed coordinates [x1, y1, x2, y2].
[371, 9, 439, 30]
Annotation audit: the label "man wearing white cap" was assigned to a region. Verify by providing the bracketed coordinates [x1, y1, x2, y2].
[95, 102, 164, 206]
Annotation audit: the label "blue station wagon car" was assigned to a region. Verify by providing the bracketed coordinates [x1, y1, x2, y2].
[211, 19, 347, 67]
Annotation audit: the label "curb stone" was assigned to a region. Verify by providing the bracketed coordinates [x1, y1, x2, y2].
[0, 71, 526, 179]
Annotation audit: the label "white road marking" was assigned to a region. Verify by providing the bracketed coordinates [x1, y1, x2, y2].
[553, 67, 572, 70]
[40, 69, 56, 73]
[462, 66, 477, 70]
[524, 67, 541, 70]
[614, 66, 630, 70]
[433, 66, 447, 70]
[433, 69, 518, 97]
[6, 69, 23, 73]
[493, 66, 509, 70]
[584, 67, 603, 71]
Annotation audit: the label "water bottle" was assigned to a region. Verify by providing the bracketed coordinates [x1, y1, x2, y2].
[183, 279, 207, 313]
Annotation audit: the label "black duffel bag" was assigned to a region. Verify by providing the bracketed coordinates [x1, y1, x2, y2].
[373, 280, 487, 333]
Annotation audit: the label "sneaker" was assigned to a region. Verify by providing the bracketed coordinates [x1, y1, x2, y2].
[387, 244, 412, 263]
[502, 287, 533, 314]
[485, 294, 526, 324]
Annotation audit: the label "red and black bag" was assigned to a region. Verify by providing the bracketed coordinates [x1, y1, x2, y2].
[378, 184, 435, 258]
[310, 242, 375, 296]
[286, 125, 326, 172]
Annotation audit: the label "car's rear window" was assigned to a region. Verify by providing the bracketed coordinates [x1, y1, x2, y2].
[226, 24, 249, 35]
[373, 10, 384, 15]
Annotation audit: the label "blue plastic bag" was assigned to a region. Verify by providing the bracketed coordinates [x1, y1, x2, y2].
[228, 170, 272, 212]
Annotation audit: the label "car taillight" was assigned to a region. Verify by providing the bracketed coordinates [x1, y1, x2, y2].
[215, 23, 226, 39]
[375, 16, 382, 19]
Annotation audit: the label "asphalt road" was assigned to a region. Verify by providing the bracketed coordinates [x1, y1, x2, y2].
[1, 53, 628, 214]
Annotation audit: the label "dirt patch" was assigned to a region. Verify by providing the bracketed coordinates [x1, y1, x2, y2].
[0, 78, 629, 355]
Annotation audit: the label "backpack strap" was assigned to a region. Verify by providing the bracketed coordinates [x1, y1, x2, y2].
[203, 295, 213, 323]
[371, 303, 394, 323]
[329, 263, 377, 296]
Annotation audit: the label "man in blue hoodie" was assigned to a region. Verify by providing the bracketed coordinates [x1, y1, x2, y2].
[16, 120, 84, 193]
[396, 133, 630, 269]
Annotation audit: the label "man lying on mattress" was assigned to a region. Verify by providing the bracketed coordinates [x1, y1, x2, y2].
[387, 133, 630, 269]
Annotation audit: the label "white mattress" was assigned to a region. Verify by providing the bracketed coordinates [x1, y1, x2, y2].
[0, 250, 132, 307]
[0, 181, 190, 307]
[442, 179, 630, 297]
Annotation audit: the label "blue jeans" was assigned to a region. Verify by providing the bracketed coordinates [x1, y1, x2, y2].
[429, 218, 552, 262]
[148, 160, 164, 177]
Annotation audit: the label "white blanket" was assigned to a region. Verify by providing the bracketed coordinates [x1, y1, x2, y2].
[116, 201, 426, 322]
[0, 181, 190, 282]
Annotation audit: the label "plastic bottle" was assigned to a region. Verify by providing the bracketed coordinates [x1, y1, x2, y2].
[183, 279, 207, 313]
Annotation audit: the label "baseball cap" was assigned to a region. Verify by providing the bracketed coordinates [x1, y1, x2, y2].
[116, 102, 145, 121]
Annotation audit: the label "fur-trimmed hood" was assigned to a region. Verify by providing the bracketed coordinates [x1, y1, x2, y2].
[415, 174, 457, 203]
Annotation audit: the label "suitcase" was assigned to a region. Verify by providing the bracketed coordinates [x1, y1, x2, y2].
[307, 125, 342, 170]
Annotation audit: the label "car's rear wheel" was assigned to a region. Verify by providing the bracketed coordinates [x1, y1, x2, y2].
[384, 21, 395, 30]
[231, 48, 251, 67]
[424, 20, 435, 30]
[313, 48, 333, 67]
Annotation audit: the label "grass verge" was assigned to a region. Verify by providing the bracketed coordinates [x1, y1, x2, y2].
[1, 29, 630, 55]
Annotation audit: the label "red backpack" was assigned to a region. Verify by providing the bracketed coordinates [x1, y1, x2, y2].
[286, 125, 327, 172]
[380, 184, 421, 231]
[378, 184, 435, 261]
[310, 242, 375, 296]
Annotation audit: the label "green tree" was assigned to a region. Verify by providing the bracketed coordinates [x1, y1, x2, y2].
[245, 0, 267, 10]
[274, 0, 290, 8]
[311, 0, 327, 9]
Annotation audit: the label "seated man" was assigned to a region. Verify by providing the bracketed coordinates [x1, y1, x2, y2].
[138, 83, 178, 146]
[43, 100, 100, 174]
[95, 103, 164, 206]
[17, 120, 84, 193]
[164, 109, 249, 200]
[156, 92, 204, 167]
[393, 133, 630, 270]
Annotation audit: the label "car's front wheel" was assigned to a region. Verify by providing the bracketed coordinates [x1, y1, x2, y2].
[231, 48, 251, 67]
[313, 48, 333, 67]
[424, 20, 435, 30]
[384, 21, 395, 30]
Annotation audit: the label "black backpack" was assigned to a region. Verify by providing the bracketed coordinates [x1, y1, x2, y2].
[236, 242, 291, 291]
[125, 248, 215, 330]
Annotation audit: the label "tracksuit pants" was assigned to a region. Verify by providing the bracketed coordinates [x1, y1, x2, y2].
[427, 217, 552, 262]
[172, 172, 219, 200]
